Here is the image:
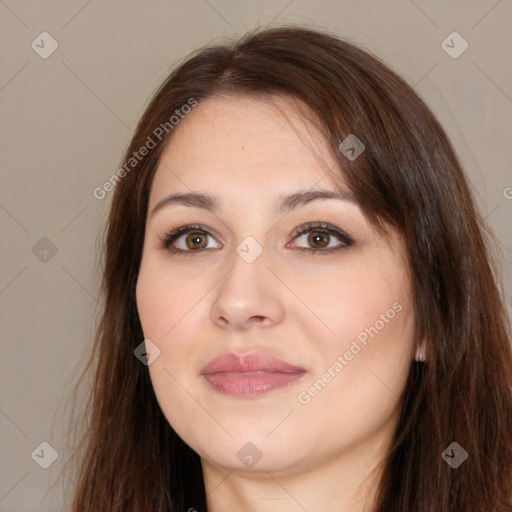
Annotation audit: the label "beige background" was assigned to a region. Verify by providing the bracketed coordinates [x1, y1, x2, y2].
[1, 1, 511, 510]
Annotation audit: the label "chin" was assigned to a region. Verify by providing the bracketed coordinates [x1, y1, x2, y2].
[198, 440, 302, 474]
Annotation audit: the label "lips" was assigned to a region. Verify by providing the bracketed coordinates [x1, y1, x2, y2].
[201, 352, 306, 397]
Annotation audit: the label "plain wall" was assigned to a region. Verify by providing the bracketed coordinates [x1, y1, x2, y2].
[1, 1, 511, 510]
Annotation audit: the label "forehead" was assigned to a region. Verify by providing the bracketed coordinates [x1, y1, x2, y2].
[150, 94, 345, 198]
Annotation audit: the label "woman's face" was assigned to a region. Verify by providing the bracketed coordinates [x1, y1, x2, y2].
[136, 95, 416, 477]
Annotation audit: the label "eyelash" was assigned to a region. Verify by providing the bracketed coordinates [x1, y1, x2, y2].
[157, 222, 354, 257]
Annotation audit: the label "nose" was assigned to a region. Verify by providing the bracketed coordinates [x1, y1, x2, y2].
[210, 248, 285, 330]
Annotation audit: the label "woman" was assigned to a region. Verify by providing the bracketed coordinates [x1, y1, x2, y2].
[66, 26, 512, 511]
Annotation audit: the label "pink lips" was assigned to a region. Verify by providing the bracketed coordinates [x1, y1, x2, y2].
[201, 352, 306, 397]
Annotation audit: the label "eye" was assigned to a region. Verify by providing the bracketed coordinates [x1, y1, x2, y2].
[158, 222, 354, 256]
[287, 222, 354, 256]
[158, 224, 220, 255]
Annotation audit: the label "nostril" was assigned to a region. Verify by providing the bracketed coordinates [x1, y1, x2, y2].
[246, 315, 267, 326]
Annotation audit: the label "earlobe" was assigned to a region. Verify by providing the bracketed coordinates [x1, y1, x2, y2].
[415, 339, 428, 362]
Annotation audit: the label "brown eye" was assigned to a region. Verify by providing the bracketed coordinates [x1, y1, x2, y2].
[289, 222, 354, 256]
[158, 224, 221, 255]
[307, 231, 330, 249]
[184, 232, 208, 250]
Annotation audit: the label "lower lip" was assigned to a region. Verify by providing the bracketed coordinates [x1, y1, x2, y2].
[203, 371, 305, 397]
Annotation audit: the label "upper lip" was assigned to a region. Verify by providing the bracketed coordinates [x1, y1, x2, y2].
[201, 352, 306, 375]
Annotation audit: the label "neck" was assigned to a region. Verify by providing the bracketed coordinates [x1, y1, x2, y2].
[202, 432, 389, 512]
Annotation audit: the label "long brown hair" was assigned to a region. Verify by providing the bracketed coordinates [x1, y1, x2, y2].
[64, 26, 512, 511]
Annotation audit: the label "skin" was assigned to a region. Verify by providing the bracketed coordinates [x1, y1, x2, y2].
[136, 95, 417, 512]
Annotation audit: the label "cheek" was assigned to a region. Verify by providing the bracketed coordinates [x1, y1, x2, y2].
[136, 257, 203, 338]
[301, 252, 415, 405]
[309, 262, 410, 348]
[136, 257, 205, 383]
[295, 300, 414, 453]
[136, 266, 204, 434]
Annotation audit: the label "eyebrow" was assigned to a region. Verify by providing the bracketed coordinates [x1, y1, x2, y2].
[150, 189, 358, 218]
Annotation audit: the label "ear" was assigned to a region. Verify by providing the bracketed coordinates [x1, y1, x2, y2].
[415, 339, 428, 362]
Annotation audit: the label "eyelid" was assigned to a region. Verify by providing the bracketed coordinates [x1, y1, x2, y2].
[289, 222, 353, 245]
[285, 223, 354, 256]
[157, 223, 219, 253]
